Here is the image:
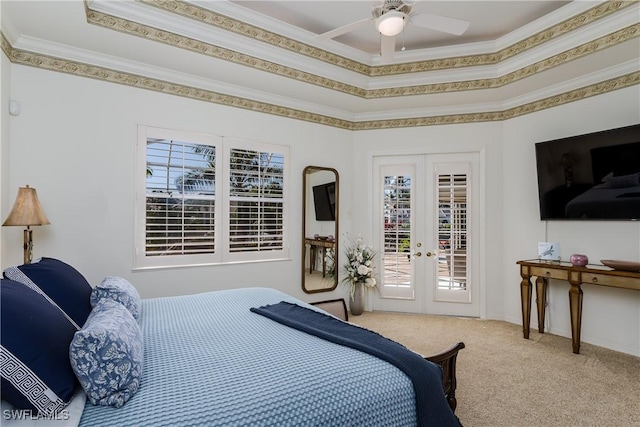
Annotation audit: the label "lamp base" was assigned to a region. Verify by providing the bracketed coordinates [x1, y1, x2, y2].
[23, 227, 33, 264]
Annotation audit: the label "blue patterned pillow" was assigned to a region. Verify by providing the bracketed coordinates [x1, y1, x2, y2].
[91, 276, 141, 320]
[0, 279, 78, 415]
[3, 257, 92, 330]
[69, 299, 143, 408]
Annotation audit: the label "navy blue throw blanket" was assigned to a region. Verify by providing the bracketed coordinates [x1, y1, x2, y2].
[251, 301, 461, 427]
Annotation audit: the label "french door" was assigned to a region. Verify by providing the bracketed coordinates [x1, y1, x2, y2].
[372, 153, 480, 317]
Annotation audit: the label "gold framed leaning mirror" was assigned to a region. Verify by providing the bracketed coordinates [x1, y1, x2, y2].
[302, 166, 339, 293]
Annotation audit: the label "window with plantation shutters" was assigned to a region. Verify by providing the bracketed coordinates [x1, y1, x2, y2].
[136, 127, 289, 269]
[145, 138, 217, 258]
[228, 148, 285, 255]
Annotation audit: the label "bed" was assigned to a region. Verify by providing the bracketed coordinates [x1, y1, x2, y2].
[1, 258, 464, 427]
[565, 183, 640, 218]
[564, 143, 640, 219]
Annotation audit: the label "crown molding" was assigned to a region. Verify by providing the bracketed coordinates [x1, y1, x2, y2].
[500, 59, 640, 110]
[83, 1, 639, 99]
[3, 33, 357, 122]
[350, 72, 639, 130]
[85, 8, 371, 98]
[3, 34, 638, 131]
[357, 59, 640, 123]
[367, 1, 639, 76]
[123, 0, 635, 77]
[365, 25, 639, 98]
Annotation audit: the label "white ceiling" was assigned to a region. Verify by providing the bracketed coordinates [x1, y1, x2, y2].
[1, 1, 638, 126]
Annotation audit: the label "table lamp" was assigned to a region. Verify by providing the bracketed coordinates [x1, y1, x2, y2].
[3, 185, 50, 264]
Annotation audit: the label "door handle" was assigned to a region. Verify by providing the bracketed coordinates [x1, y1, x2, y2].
[425, 250, 438, 257]
[411, 242, 424, 258]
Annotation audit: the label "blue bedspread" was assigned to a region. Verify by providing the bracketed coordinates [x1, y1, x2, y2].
[79, 288, 423, 426]
[251, 301, 460, 427]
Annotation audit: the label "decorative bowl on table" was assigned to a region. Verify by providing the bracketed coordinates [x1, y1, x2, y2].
[600, 260, 640, 272]
[570, 254, 589, 267]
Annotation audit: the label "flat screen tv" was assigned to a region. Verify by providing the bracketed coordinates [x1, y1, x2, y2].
[312, 182, 336, 221]
[535, 124, 640, 220]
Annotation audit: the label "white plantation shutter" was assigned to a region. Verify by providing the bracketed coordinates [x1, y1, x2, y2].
[136, 127, 289, 269]
[225, 143, 287, 261]
[434, 163, 471, 304]
[145, 138, 217, 257]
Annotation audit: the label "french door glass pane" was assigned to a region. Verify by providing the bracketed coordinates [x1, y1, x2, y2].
[382, 175, 412, 288]
[437, 173, 468, 290]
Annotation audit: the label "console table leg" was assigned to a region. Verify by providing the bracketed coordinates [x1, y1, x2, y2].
[568, 284, 583, 354]
[309, 246, 316, 274]
[520, 276, 532, 339]
[321, 247, 327, 278]
[536, 277, 547, 333]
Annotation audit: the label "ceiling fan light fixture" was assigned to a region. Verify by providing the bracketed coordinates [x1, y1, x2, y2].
[375, 11, 405, 36]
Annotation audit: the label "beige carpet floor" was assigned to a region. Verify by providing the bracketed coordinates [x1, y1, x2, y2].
[349, 311, 640, 427]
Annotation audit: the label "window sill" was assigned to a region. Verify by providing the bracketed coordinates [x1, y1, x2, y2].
[131, 257, 292, 272]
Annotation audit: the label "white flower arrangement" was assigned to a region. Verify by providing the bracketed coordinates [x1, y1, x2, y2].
[342, 235, 377, 299]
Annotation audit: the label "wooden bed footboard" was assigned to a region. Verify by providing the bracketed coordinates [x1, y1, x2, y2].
[311, 299, 464, 413]
[424, 342, 465, 412]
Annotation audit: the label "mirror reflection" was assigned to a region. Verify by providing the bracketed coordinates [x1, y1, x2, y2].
[302, 166, 339, 293]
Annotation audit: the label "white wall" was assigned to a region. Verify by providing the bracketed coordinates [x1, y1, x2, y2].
[0, 52, 10, 263]
[502, 86, 640, 355]
[3, 57, 639, 355]
[350, 87, 640, 356]
[1, 64, 352, 302]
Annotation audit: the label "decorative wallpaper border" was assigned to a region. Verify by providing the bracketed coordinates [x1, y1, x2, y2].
[85, 0, 640, 99]
[0, 35, 349, 130]
[351, 72, 640, 130]
[138, 0, 635, 77]
[365, 25, 639, 98]
[85, 8, 367, 99]
[85, 2, 639, 99]
[3, 34, 638, 131]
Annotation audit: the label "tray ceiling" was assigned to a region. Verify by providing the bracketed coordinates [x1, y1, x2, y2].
[1, 0, 638, 129]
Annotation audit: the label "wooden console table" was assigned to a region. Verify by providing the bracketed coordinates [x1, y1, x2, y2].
[305, 238, 335, 277]
[517, 259, 640, 354]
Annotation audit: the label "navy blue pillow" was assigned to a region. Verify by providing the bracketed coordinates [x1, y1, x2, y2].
[0, 279, 78, 415]
[3, 258, 92, 329]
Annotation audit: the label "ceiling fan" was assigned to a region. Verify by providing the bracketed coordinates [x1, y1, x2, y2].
[316, 0, 470, 59]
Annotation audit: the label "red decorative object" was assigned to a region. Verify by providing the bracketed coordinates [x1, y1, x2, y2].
[570, 254, 588, 266]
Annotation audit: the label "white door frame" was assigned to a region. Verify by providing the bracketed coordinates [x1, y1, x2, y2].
[366, 150, 486, 318]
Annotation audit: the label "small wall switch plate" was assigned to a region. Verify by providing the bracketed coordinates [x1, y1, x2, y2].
[9, 100, 20, 116]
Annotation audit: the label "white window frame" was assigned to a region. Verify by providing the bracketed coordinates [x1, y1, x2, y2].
[222, 138, 289, 263]
[135, 126, 290, 269]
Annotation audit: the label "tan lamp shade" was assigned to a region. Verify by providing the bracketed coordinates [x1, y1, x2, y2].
[3, 185, 50, 227]
[3, 185, 50, 264]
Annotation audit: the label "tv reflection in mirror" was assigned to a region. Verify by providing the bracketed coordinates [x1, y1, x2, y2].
[535, 124, 640, 220]
[313, 182, 336, 221]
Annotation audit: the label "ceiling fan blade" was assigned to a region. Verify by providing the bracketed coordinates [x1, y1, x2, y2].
[316, 18, 373, 39]
[380, 34, 395, 59]
[410, 13, 470, 36]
